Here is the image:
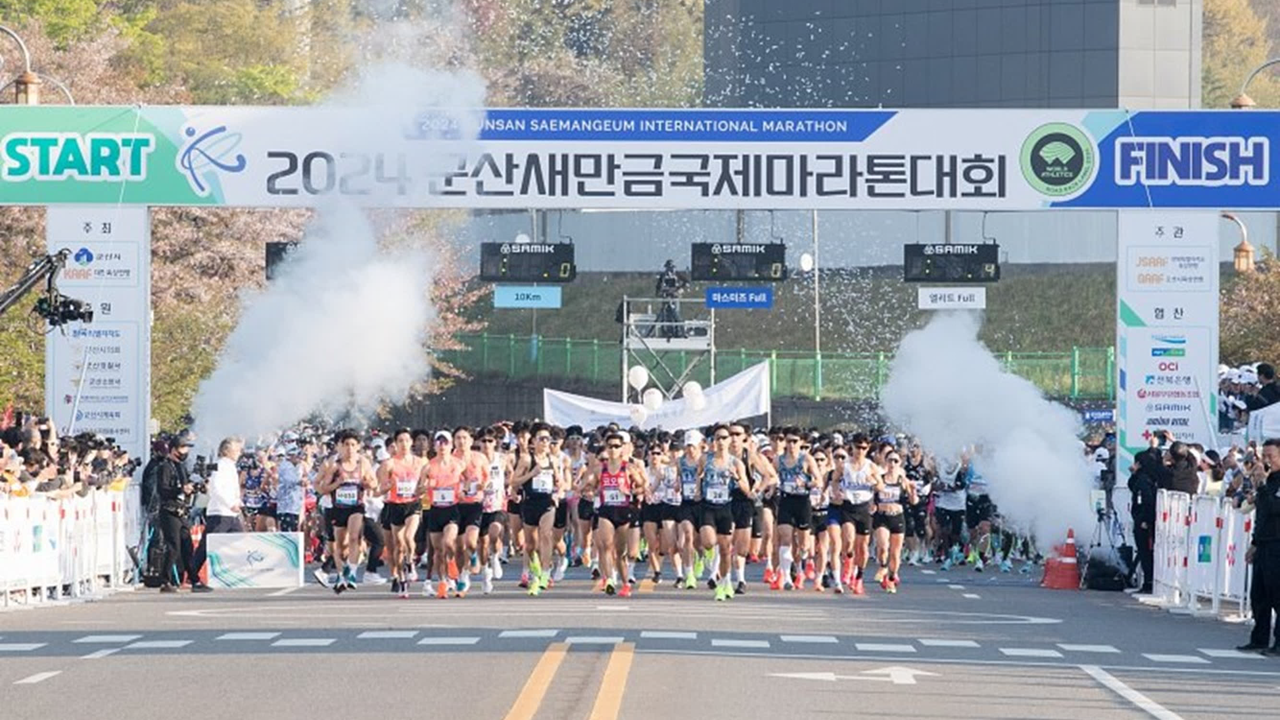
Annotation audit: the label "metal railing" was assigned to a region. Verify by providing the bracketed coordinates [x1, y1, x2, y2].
[438, 333, 1116, 401]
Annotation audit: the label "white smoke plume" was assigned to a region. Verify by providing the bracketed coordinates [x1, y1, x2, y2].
[191, 50, 487, 448]
[880, 312, 1095, 550]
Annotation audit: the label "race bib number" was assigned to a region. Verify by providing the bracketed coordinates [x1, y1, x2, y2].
[603, 488, 625, 506]
[335, 486, 359, 506]
[395, 479, 418, 498]
[433, 487, 456, 505]
[706, 486, 729, 504]
[682, 481, 698, 498]
[533, 470, 554, 494]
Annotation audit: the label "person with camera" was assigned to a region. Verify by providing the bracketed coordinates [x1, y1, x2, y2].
[154, 431, 212, 594]
[1239, 438, 1280, 655]
[1128, 431, 1172, 595]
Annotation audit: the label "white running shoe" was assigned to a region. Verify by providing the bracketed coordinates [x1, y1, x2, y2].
[483, 573, 494, 595]
[552, 557, 568, 583]
[362, 571, 387, 585]
[491, 554, 504, 580]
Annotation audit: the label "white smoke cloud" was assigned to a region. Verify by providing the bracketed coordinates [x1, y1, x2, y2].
[880, 312, 1095, 549]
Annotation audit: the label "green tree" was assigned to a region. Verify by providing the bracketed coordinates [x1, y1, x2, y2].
[1203, 0, 1280, 108]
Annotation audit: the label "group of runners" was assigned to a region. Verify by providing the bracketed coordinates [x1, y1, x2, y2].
[234, 419, 1035, 601]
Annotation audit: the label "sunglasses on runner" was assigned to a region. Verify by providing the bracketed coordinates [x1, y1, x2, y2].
[729, 430, 745, 437]
[535, 435, 551, 442]
[714, 434, 730, 441]
[481, 438, 496, 444]
[607, 443, 622, 449]
[834, 454, 848, 460]
[855, 444, 870, 451]
[785, 437, 800, 444]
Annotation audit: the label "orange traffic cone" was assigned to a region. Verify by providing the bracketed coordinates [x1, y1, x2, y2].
[1041, 528, 1080, 590]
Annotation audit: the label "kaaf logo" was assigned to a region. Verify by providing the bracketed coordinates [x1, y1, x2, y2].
[74, 247, 94, 266]
[177, 124, 247, 197]
[1115, 137, 1268, 187]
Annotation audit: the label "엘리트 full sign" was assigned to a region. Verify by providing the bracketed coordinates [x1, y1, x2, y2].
[5, 107, 1280, 210]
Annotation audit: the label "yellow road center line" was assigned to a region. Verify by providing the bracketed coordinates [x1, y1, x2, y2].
[588, 642, 636, 720]
[504, 642, 568, 720]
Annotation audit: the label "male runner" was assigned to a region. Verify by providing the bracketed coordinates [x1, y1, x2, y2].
[700, 426, 753, 602]
[422, 431, 466, 598]
[774, 427, 822, 591]
[582, 432, 647, 597]
[453, 426, 489, 595]
[479, 426, 512, 594]
[313, 430, 378, 593]
[834, 432, 879, 595]
[378, 428, 425, 598]
[512, 423, 564, 596]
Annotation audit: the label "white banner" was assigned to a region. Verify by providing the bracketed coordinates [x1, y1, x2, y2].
[1115, 212, 1219, 472]
[544, 362, 770, 430]
[1247, 402, 1280, 443]
[206, 532, 305, 589]
[44, 206, 151, 462]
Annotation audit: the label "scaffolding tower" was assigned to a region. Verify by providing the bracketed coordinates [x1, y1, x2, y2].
[620, 295, 716, 404]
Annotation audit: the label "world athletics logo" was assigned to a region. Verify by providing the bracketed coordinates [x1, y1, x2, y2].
[177, 124, 247, 197]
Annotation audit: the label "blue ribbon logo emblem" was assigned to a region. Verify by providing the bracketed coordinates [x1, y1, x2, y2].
[178, 125, 247, 196]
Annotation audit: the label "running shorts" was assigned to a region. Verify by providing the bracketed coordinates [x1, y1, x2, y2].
[596, 505, 635, 530]
[731, 498, 755, 531]
[677, 500, 700, 526]
[577, 502, 596, 522]
[427, 505, 459, 533]
[506, 498, 522, 516]
[936, 507, 965, 536]
[904, 501, 929, 539]
[554, 501, 570, 530]
[701, 503, 735, 536]
[261, 503, 278, 519]
[777, 495, 813, 531]
[660, 504, 681, 523]
[873, 512, 906, 534]
[811, 508, 829, 529]
[751, 503, 763, 539]
[457, 502, 483, 530]
[967, 494, 994, 528]
[330, 505, 365, 529]
[520, 494, 555, 526]
[480, 510, 507, 530]
[839, 501, 873, 536]
[385, 502, 421, 528]
[641, 503, 664, 526]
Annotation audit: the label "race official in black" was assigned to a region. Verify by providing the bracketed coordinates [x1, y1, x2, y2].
[155, 431, 212, 593]
[1240, 438, 1280, 654]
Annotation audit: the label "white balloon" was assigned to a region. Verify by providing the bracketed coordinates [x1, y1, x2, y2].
[681, 381, 704, 399]
[643, 387, 664, 412]
[627, 365, 650, 391]
[690, 394, 708, 412]
[799, 252, 815, 272]
[629, 404, 648, 425]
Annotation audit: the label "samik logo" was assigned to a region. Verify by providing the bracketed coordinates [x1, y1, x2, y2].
[1115, 137, 1268, 187]
[1021, 123, 1096, 197]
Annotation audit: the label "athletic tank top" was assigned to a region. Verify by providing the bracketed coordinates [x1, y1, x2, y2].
[600, 462, 631, 507]
[651, 464, 681, 506]
[243, 470, 265, 509]
[810, 473, 829, 509]
[526, 455, 555, 496]
[332, 460, 364, 507]
[703, 457, 735, 505]
[425, 456, 463, 507]
[483, 454, 507, 512]
[457, 450, 485, 503]
[386, 456, 421, 504]
[876, 478, 905, 505]
[568, 453, 587, 500]
[678, 456, 700, 501]
[779, 454, 810, 496]
[840, 459, 875, 505]
[968, 464, 989, 497]
[904, 458, 932, 502]
[731, 451, 752, 501]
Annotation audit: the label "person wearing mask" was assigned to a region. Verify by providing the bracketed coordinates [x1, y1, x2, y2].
[1239, 438, 1280, 655]
[1166, 442, 1199, 495]
[1128, 449, 1164, 594]
[154, 431, 212, 593]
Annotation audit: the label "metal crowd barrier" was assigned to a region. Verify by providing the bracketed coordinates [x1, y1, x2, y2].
[0, 490, 128, 608]
[1149, 489, 1252, 620]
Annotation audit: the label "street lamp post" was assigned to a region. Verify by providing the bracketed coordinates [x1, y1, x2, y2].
[801, 211, 821, 402]
[1230, 57, 1280, 109]
[0, 24, 75, 105]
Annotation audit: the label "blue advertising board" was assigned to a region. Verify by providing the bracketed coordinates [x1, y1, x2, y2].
[705, 287, 774, 309]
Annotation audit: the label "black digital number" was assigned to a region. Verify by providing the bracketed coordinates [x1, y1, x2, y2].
[339, 153, 371, 195]
[301, 152, 336, 195]
[266, 151, 298, 195]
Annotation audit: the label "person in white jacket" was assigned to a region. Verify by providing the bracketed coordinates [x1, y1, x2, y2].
[205, 437, 246, 534]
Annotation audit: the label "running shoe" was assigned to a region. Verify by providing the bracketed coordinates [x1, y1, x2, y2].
[552, 557, 569, 583]
[783, 578, 795, 591]
[1000, 559, 1013, 573]
[973, 558, 985, 573]
[447, 558, 460, 581]
[653, 571, 662, 584]
[391, 578, 402, 594]
[491, 554, 504, 580]
[693, 554, 705, 578]
[804, 559, 816, 581]
[436, 580, 448, 599]
[684, 573, 697, 590]
[714, 584, 727, 602]
[627, 576, 637, 587]
[593, 579, 606, 593]
[769, 572, 782, 591]
[853, 578, 865, 596]
[362, 571, 387, 586]
[591, 565, 601, 580]
[886, 582, 898, 594]
[529, 555, 542, 579]
[707, 577, 718, 590]
[399, 585, 410, 600]
[821, 572, 832, 590]
[344, 567, 359, 590]
[538, 573, 551, 592]
[619, 582, 633, 598]
[874, 567, 888, 583]
[1019, 562, 1033, 575]
[313, 568, 333, 589]
[527, 580, 542, 597]
[763, 567, 776, 585]
[604, 580, 617, 596]
[834, 584, 844, 595]
[939, 559, 953, 572]
[458, 575, 471, 597]
[748, 553, 760, 564]
[735, 581, 746, 596]
[880, 575, 891, 591]
[906, 552, 920, 567]
[518, 572, 530, 589]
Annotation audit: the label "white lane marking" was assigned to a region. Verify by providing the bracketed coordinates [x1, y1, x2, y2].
[417, 637, 481, 646]
[711, 639, 770, 649]
[268, 587, 300, 597]
[947, 584, 966, 590]
[1199, 648, 1263, 659]
[0, 644, 46, 652]
[919, 570, 936, 575]
[962, 594, 981, 599]
[918, 639, 980, 648]
[272, 638, 336, 647]
[566, 636, 625, 645]
[357, 631, 418, 639]
[217, 632, 281, 641]
[1059, 644, 1120, 654]
[1000, 648, 1063, 658]
[1080, 664, 1185, 720]
[126, 640, 192, 649]
[595, 606, 630, 611]
[855, 643, 917, 653]
[780, 635, 839, 644]
[499, 629, 560, 638]
[14, 671, 61, 685]
[73, 635, 142, 644]
[80, 649, 121, 660]
[1143, 654, 1209, 664]
[640, 631, 697, 640]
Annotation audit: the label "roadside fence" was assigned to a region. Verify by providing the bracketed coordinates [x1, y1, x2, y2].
[1147, 489, 1252, 621]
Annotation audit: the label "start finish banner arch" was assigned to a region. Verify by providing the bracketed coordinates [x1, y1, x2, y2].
[7, 105, 1263, 458]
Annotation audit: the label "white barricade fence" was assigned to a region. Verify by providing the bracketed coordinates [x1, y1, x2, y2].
[0, 491, 129, 608]
[1149, 488, 1254, 621]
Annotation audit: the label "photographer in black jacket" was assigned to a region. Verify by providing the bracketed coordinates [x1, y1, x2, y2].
[154, 431, 212, 594]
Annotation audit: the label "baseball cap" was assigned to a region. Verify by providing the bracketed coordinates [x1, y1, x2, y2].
[433, 430, 452, 443]
[683, 430, 704, 446]
[175, 430, 196, 447]
[375, 447, 390, 462]
[1093, 447, 1109, 462]
[618, 431, 631, 444]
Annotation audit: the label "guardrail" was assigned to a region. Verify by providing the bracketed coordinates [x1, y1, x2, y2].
[438, 333, 1116, 401]
[1147, 489, 1252, 619]
[0, 491, 129, 608]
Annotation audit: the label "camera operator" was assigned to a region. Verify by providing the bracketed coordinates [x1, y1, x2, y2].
[655, 259, 688, 339]
[154, 431, 212, 594]
[1239, 438, 1280, 655]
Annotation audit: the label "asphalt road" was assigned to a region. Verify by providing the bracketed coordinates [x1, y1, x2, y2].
[1, 564, 1275, 720]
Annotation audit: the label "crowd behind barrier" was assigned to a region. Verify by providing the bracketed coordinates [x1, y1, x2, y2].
[0, 489, 130, 608]
[1146, 489, 1253, 620]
